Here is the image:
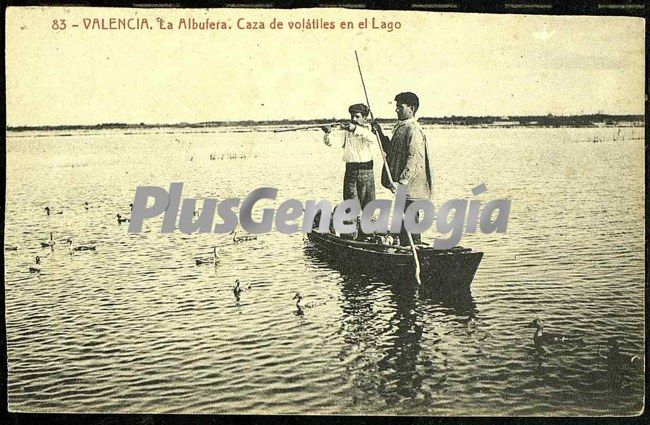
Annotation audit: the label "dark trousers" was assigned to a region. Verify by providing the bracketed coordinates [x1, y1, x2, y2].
[343, 161, 375, 210]
[398, 199, 422, 246]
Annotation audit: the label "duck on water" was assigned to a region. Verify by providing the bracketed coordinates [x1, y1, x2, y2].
[66, 238, 96, 252]
[196, 247, 220, 266]
[529, 318, 568, 346]
[29, 256, 41, 273]
[233, 279, 251, 299]
[602, 337, 643, 370]
[231, 230, 258, 243]
[116, 204, 134, 223]
[292, 292, 331, 313]
[41, 232, 55, 248]
[45, 207, 63, 216]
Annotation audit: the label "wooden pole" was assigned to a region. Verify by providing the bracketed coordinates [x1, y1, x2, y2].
[354, 50, 422, 285]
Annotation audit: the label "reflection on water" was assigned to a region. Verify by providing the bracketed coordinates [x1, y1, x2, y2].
[329, 256, 487, 413]
[5, 126, 645, 415]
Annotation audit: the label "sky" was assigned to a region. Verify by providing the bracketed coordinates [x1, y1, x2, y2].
[6, 7, 646, 126]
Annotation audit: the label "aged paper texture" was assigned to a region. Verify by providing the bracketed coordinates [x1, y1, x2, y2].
[5, 6, 645, 416]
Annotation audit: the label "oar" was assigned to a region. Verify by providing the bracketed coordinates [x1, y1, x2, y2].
[354, 50, 422, 285]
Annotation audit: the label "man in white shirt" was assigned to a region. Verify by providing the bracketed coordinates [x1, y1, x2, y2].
[321, 103, 377, 210]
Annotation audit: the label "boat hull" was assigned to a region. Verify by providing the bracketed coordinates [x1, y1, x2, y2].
[306, 232, 483, 294]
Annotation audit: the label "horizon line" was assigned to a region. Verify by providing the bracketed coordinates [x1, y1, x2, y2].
[6, 112, 646, 130]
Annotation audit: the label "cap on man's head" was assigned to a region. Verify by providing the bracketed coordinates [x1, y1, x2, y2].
[394, 92, 419, 112]
[348, 103, 370, 117]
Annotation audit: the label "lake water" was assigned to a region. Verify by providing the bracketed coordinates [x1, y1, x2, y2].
[5, 125, 645, 415]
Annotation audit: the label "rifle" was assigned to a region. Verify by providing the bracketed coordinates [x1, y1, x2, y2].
[272, 122, 344, 133]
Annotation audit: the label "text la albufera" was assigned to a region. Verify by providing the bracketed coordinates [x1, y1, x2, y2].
[155, 17, 401, 32]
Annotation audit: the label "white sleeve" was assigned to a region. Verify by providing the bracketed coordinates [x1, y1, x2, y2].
[353, 125, 376, 144]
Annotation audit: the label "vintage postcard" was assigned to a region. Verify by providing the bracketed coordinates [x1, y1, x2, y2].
[5, 6, 645, 416]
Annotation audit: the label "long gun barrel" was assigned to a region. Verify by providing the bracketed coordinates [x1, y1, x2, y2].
[273, 122, 343, 133]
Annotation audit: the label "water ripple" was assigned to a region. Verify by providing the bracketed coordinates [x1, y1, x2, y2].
[5, 126, 645, 415]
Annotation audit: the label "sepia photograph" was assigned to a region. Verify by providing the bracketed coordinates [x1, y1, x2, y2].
[4, 6, 645, 416]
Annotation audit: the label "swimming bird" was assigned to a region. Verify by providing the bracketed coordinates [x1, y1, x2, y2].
[45, 206, 63, 216]
[529, 318, 567, 345]
[66, 238, 96, 252]
[117, 214, 130, 224]
[292, 292, 328, 311]
[292, 292, 308, 315]
[29, 256, 41, 273]
[40, 232, 55, 248]
[5, 245, 18, 251]
[233, 279, 251, 299]
[293, 291, 303, 305]
[196, 247, 219, 266]
[231, 230, 258, 243]
[604, 338, 644, 369]
[234, 279, 243, 298]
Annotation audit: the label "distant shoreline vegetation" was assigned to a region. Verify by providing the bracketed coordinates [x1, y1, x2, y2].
[6, 114, 644, 132]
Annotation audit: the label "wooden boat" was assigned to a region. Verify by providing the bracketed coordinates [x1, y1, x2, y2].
[306, 231, 483, 293]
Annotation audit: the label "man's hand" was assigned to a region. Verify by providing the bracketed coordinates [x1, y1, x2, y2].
[341, 122, 356, 132]
[389, 183, 397, 193]
[321, 125, 331, 134]
[371, 121, 383, 134]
